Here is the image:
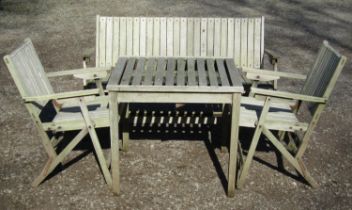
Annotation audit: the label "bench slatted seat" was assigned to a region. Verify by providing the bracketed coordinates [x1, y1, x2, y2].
[238, 41, 347, 188]
[4, 39, 112, 188]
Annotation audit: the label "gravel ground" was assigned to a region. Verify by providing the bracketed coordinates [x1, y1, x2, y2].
[0, 0, 351, 209]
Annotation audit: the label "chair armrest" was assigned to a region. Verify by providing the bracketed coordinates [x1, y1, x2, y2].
[242, 67, 307, 81]
[23, 89, 101, 102]
[251, 88, 327, 103]
[46, 67, 111, 78]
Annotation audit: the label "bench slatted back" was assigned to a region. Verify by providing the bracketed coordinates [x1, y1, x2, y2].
[96, 16, 265, 69]
[301, 41, 346, 99]
[4, 39, 53, 103]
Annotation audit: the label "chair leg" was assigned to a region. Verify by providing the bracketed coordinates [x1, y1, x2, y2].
[32, 158, 54, 187]
[238, 97, 272, 188]
[32, 128, 89, 186]
[79, 98, 112, 187]
[297, 158, 319, 188]
[237, 125, 262, 188]
[262, 127, 318, 188]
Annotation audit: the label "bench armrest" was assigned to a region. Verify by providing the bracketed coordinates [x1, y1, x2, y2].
[264, 49, 280, 65]
[242, 67, 307, 81]
[251, 88, 327, 103]
[23, 89, 101, 102]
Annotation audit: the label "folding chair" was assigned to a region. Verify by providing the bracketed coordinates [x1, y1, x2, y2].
[238, 41, 347, 188]
[3, 38, 112, 187]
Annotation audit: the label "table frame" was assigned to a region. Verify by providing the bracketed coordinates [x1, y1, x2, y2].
[107, 57, 243, 197]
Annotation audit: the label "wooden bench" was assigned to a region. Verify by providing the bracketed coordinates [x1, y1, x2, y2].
[83, 16, 275, 84]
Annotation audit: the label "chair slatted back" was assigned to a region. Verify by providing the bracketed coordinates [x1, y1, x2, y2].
[301, 41, 346, 99]
[4, 39, 53, 101]
[96, 16, 265, 69]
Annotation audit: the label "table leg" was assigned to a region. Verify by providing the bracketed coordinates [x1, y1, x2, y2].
[227, 93, 241, 197]
[109, 92, 120, 194]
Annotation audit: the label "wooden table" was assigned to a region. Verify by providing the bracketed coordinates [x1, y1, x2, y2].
[107, 57, 244, 197]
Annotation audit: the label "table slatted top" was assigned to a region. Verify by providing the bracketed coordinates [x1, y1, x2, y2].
[107, 57, 244, 93]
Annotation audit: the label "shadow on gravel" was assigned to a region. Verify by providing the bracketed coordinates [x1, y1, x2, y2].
[40, 102, 309, 191]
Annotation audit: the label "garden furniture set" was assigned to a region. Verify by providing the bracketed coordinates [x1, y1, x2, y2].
[3, 15, 346, 197]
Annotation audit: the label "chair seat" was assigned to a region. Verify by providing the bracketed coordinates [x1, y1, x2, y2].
[43, 107, 109, 132]
[240, 97, 308, 132]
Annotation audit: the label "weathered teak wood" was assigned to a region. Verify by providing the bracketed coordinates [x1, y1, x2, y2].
[3, 39, 112, 188]
[238, 41, 347, 188]
[107, 57, 246, 197]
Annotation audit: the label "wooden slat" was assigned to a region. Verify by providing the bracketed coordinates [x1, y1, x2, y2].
[200, 18, 207, 56]
[120, 58, 136, 85]
[187, 58, 196, 86]
[220, 18, 227, 57]
[213, 59, 229, 87]
[17, 49, 41, 96]
[143, 58, 157, 85]
[146, 18, 154, 56]
[187, 18, 194, 56]
[160, 18, 167, 56]
[234, 18, 241, 67]
[126, 18, 133, 56]
[108, 57, 128, 86]
[165, 58, 176, 85]
[207, 18, 214, 56]
[254, 18, 261, 68]
[131, 58, 145, 85]
[241, 18, 248, 67]
[173, 18, 180, 56]
[206, 59, 219, 86]
[96, 15, 100, 67]
[224, 59, 242, 87]
[180, 18, 187, 57]
[260, 16, 265, 66]
[133, 17, 140, 56]
[197, 59, 207, 86]
[176, 59, 186, 86]
[140, 17, 147, 56]
[105, 17, 113, 66]
[154, 58, 166, 85]
[214, 18, 221, 57]
[247, 19, 254, 68]
[153, 18, 160, 56]
[194, 18, 201, 56]
[167, 18, 174, 56]
[119, 17, 127, 55]
[227, 18, 234, 58]
[99, 17, 107, 67]
[112, 17, 120, 65]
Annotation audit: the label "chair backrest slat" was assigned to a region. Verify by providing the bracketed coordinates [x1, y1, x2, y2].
[96, 16, 265, 69]
[301, 41, 346, 99]
[4, 39, 53, 99]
